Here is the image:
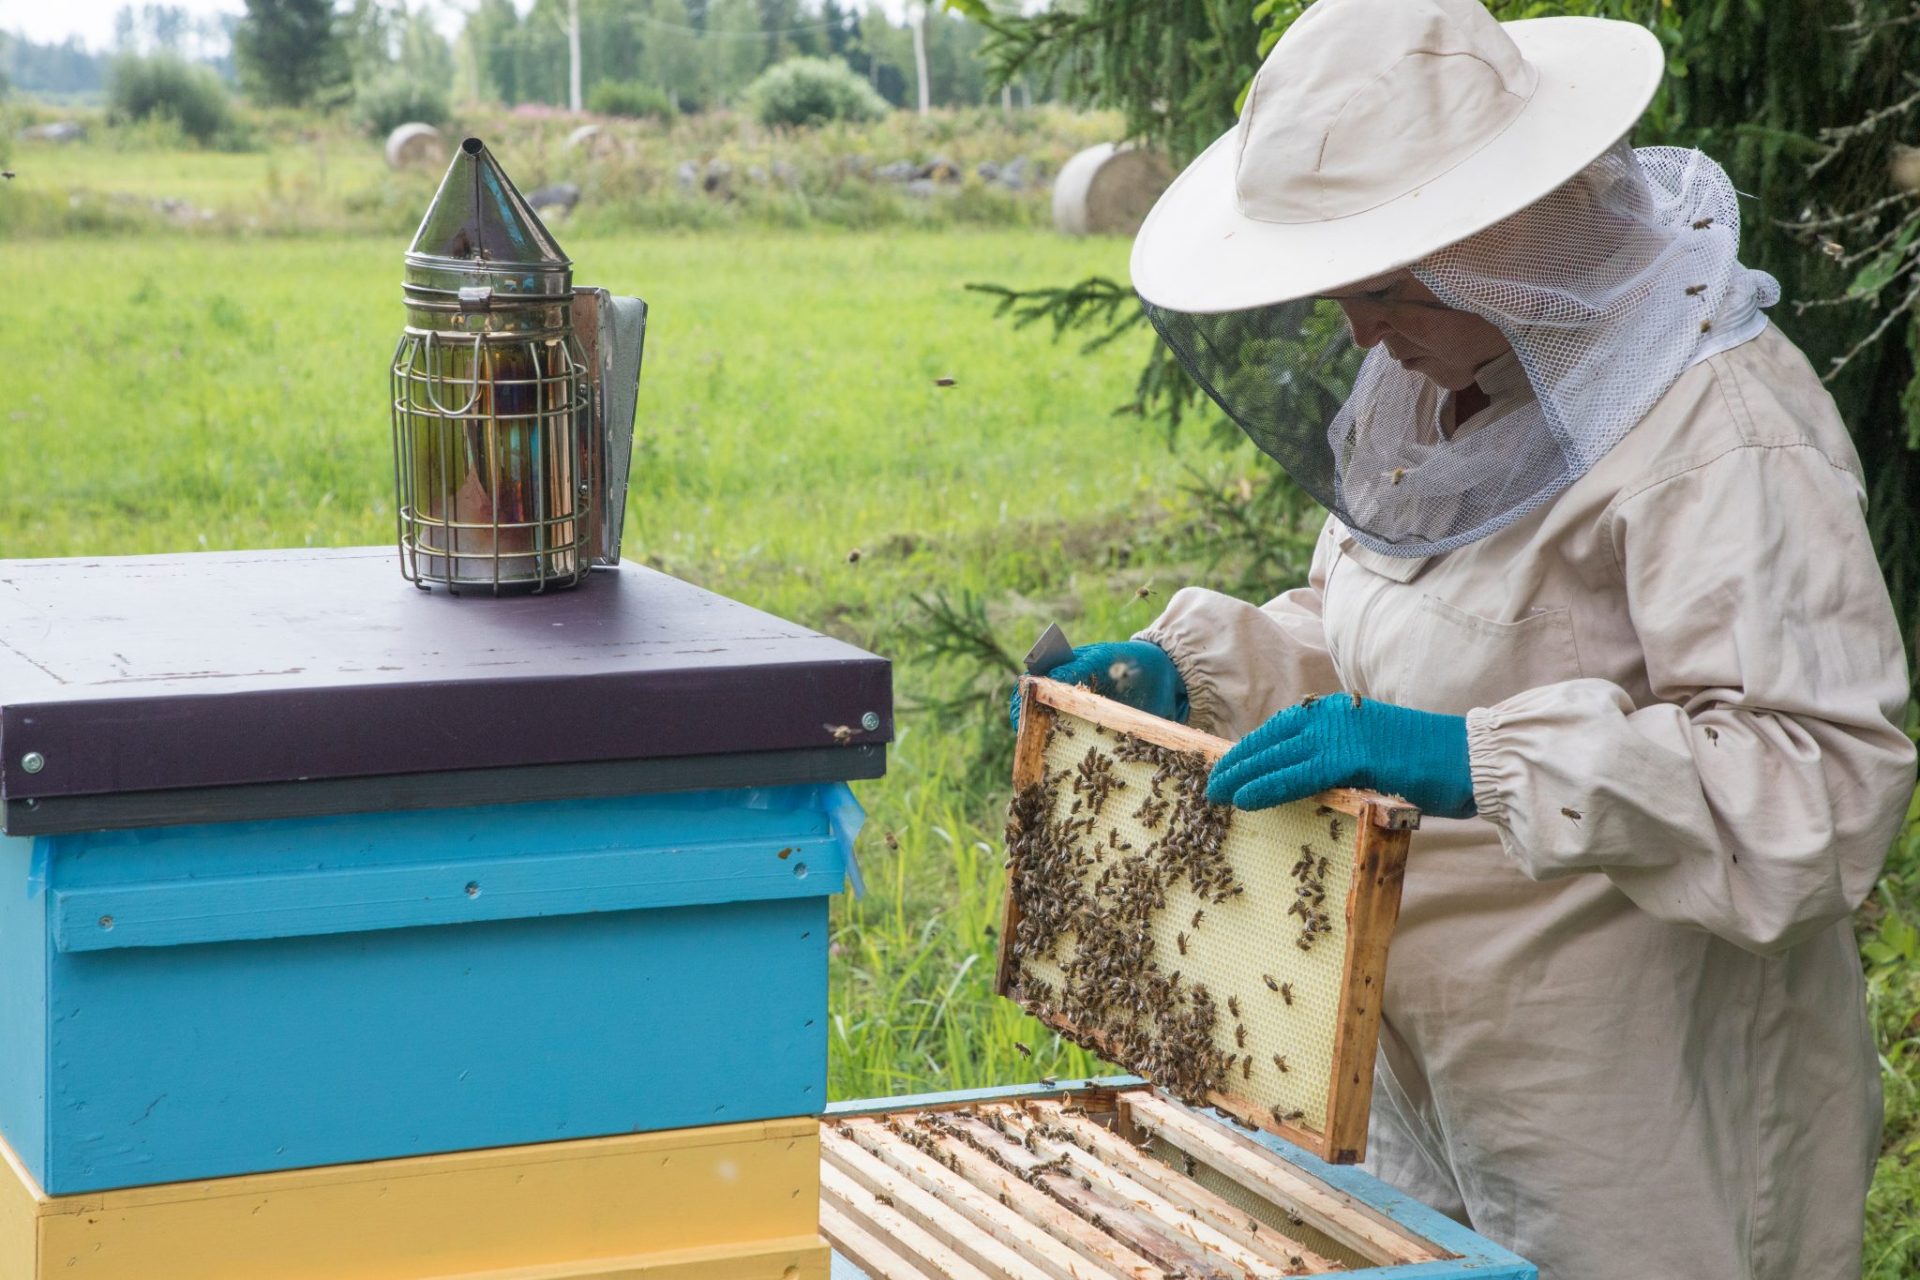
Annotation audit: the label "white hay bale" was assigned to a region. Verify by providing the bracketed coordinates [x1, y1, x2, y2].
[1051, 142, 1173, 237]
[384, 123, 446, 171]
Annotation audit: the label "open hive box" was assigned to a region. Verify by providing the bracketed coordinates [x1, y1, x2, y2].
[997, 679, 1418, 1164]
[819, 1081, 1535, 1279]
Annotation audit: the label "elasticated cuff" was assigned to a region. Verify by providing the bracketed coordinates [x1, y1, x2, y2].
[1465, 706, 1512, 827]
[1133, 621, 1223, 735]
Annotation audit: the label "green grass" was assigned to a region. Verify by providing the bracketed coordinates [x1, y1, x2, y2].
[2, 227, 1915, 1268]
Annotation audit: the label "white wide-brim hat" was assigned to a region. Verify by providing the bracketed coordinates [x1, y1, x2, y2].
[1130, 0, 1665, 314]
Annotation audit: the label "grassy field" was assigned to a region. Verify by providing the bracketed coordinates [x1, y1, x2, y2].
[3, 228, 1916, 1272]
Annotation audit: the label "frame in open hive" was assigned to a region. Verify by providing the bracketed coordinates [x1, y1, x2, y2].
[997, 679, 1417, 1164]
[820, 1084, 1461, 1280]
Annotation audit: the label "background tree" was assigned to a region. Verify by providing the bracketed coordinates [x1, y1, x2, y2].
[233, 0, 349, 107]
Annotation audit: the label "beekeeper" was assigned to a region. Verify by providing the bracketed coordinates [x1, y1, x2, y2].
[1017, 0, 1919, 1274]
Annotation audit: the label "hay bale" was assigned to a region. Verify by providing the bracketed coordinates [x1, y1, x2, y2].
[384, 123, 446, 171]
[565, 124, 628, 161]
[1051, 142, 1173, 237]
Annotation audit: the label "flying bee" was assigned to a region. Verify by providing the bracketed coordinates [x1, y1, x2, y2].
[825, 723, 856, 744]
[934, 376, 957, 387]
[1014, 1041, 1033, 1058]
[1273, 1054, 1289, 1073]
[884, 829, 899, 850]
[1040, 1074, 1058, 1087]
[1134, 582, 1157, 600]
[846, 548, 862, 564]
[1561, 806, 1584, 822]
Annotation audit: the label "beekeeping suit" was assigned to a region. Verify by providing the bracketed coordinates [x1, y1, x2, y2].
[1125, 0, 1919, 1276]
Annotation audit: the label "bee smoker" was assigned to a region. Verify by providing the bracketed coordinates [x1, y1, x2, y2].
[391, 137, 645, 593]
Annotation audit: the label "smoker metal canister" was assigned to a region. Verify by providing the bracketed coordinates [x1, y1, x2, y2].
[391, 136, 645, 593]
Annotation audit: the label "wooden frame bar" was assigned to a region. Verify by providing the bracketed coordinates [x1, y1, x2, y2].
[821, 1083, 1537, 1280]
[999, 677, 1417, 1165]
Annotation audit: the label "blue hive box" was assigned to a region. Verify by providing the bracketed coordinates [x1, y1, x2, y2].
[0, 549, 891, 1194]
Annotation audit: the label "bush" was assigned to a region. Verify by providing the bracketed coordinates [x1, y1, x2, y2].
[355, 72, 450, 136]
[745, 57, 889, 129]
[107, 55, 234, 147]
[587, 80, 675, 122]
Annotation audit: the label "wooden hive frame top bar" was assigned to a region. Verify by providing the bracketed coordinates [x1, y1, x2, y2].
[821, 1085, 1455, 1279]
[997, 678, 1417, 1164]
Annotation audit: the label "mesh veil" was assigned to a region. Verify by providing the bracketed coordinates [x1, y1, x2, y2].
[1145, 144, 1780, 557]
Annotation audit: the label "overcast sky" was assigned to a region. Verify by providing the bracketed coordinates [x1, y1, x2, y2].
[1, 0, 932, 54]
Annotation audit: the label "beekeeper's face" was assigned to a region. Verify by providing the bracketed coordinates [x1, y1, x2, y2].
[1327, 271, 1513, 392]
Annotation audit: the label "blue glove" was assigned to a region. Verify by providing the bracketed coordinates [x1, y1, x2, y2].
[1205, 694, 1475, 819]
[1009, 641, 1189, 731]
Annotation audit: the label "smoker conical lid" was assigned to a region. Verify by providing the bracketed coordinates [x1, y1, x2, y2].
[406, 136, 571, 278]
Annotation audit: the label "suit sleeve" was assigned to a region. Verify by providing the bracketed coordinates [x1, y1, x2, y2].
[1466, 441, 1917, 955]
[1134, 521, 1345, 741]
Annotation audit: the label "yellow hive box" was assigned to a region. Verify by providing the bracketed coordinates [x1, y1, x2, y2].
[0, 1118, 826, 1280]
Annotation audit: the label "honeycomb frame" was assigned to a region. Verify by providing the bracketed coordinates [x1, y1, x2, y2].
[997, 678, 1418, 1164]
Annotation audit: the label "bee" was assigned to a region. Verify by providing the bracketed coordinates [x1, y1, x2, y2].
[1177, 931, 1189, 956]
[1014, 1041, 1033, 1057]
[825, 723, 856, 744]
[1273, 1054, 1289, 1074]
[1692, 216, 1715, 230]
[1704, 726, 1720, 746]
[1280, 982, 1294, 1006]
[1299, 693, 1319, 708]
[1228, 995, 1241, 1018]
[1684, 283, 1707, 296]
[1349, 691, 1363, 709]
[1263, 974, 1279, 992]
[1191, 908, 1205, 928]
[1270, 1105, 1288, 1124]
[1235, 1024, 1247, 1048]
[1561, 806, 1584, 822]
[1387, 467, 1407, 486]
[1242, 1055, 1253, 1079]
[1819, 237, 1844, 259]
[1040, 1074, 1058, 1086]
[1182, 1153, 1198, 1177]
[874, 1192, 894, 1207]
[1700, 319, 1713, 334]
[1284, 1108, 1305, 1122]
[883, 829, 899, 850]
[846, 548, 862, 564]
[934, 376, 957, 387]
[1134, 582, 1157, 600]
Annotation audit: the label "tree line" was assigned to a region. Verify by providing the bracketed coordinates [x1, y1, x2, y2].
[1, 0, 1028, 115]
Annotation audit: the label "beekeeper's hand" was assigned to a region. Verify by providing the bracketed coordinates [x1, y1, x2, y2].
[1008, 641, 1189, 731]
[1206, 694, 1474, 818]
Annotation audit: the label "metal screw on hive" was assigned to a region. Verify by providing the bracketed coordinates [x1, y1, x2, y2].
[392, 136, 646, 593]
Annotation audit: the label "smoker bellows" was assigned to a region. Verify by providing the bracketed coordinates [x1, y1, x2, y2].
[391, 136, 646, 593]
